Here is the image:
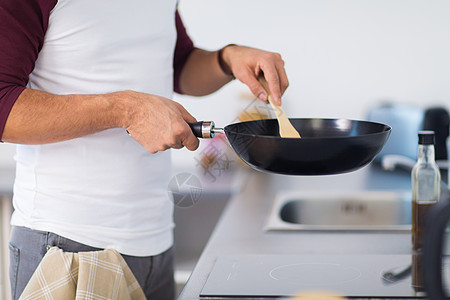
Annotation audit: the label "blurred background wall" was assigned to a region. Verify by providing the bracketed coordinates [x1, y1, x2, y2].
[171, 0, 450, 165]
[1, 0, 450, 166]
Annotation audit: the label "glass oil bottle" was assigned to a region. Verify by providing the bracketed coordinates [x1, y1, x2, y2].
[411, 131, 441, 293]
[411, 131, 441, 250]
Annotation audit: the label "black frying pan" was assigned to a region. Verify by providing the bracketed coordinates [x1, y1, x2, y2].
[189, 118, 391, 175]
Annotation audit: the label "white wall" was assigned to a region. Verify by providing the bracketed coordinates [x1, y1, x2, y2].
[174, 0, 450, 123]
[1, 1, 449, 168]
[171, 0, 450, 166]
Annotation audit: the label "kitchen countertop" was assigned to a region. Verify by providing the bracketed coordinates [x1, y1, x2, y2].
[0, 163, 419, 298]
[178, 163, 415, 300]
[0, 166, 15, 196]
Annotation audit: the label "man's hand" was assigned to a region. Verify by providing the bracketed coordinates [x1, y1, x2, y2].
[221, 45, 289, 105]
[3, 89, 199, 154]
[117, 90, 199, 154]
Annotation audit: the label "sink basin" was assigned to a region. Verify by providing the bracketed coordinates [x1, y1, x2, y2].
[265, 190, 412, 232]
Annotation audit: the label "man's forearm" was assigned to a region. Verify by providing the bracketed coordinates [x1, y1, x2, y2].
[2, 88, 125, 144]
[178, 48, 233, 96]
[1, 88, 199, 153]
[178, 46, 289, 106]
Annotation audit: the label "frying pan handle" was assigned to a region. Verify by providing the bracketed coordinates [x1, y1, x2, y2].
[189, 121, 215, 139]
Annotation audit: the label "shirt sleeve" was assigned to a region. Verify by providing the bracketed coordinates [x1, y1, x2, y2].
[0, 0, 57, 141]
[173, 10, 195, 94]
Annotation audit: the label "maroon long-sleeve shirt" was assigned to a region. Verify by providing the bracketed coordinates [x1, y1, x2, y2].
[0, 0, 194, 141]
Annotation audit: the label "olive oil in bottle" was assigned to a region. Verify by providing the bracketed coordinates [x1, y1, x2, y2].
[411, 131, 441, 251]
[412, 251, 425, 293]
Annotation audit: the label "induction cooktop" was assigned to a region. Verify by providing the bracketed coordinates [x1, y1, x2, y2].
[200, 254, 426, 298]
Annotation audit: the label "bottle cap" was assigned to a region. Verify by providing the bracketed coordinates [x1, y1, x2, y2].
[418, 130, 435, 145]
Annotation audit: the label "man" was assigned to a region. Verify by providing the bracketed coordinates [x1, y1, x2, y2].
[0, 0, 288, 299]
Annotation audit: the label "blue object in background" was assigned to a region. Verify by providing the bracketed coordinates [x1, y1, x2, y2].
[368, 103, 424, 161]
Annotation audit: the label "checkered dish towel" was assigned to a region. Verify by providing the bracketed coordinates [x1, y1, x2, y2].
[20, 247, 146, 300]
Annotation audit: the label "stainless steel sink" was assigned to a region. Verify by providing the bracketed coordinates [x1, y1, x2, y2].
[265, 190, 412, 232]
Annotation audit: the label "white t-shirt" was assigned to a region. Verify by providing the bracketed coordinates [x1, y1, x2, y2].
[11, 0, 178, 256]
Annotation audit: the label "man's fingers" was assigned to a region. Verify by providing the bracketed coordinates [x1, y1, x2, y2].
[181, 124, 200, 151]
[175, 104, 200, 151]
[238, 68, 269, 102]
[260, 64, 282, 105]
[276, 60, 289, 96]
[176, 102, 197, 124]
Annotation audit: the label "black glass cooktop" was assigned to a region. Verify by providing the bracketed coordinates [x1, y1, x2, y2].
[200, 254, 426, 298]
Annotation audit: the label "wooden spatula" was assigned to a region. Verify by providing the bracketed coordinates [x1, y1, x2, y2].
[257, 76, 301, 138]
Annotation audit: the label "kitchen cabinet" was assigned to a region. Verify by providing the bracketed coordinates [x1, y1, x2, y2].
[178, 164, 417, 299]
[0, 195, 12, 300]
[169, 163, 248, 297]
[173, 193, 229, 297]
[0, 167, 14, 300]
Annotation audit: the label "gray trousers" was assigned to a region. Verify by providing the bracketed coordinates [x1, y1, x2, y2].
[9, 226, 174, 300]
